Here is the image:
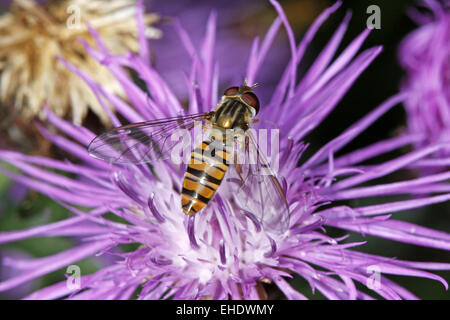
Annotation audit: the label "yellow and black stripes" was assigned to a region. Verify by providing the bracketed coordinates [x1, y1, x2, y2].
[181, 137, 231, 215]
[181, 95, 255, 215]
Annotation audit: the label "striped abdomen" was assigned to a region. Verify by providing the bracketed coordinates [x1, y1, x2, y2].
[181, 137, 231, 215]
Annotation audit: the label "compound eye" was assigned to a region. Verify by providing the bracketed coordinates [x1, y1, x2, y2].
[241, 92, 260, 114]
[223, 86, 239, 96]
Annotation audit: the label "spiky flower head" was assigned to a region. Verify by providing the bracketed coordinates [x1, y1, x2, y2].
[1, 1, 450, 299]
[0, 0, 161, 125]
[399, 0, 450, 164]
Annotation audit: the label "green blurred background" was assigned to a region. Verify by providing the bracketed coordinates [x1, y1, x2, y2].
[0, 0, 449, 299]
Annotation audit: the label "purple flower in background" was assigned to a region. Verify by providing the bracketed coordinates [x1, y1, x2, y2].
[399, 0, 450, 166]
[150, 0, 290, 103]
[1, 0, 450, 300]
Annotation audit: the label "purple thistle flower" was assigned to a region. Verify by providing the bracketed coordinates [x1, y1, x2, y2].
[1, 0, 450, 300]
[399, 0, 450, 164]
[149, 0, 289, 101]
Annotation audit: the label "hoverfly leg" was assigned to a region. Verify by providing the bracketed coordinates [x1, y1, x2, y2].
[233, 135, 251, 191]
[234, 163, 246, 190]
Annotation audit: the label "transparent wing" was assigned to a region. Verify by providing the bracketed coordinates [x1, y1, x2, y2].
[226, 130, 290, 235]
[88, 112, 214, 164]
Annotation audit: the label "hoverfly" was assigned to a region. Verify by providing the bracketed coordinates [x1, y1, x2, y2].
[88, 83, 289, 234]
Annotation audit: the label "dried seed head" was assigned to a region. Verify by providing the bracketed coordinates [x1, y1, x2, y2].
[0, 0, 161, 125]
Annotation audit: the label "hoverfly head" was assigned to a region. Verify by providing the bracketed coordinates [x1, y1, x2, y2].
[222, 81, 260, 116]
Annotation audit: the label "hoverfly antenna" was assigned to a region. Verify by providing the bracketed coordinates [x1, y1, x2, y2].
[242, 78, 259, 92]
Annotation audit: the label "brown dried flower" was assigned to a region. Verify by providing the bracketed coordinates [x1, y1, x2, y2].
[0, 0, 161, 125]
